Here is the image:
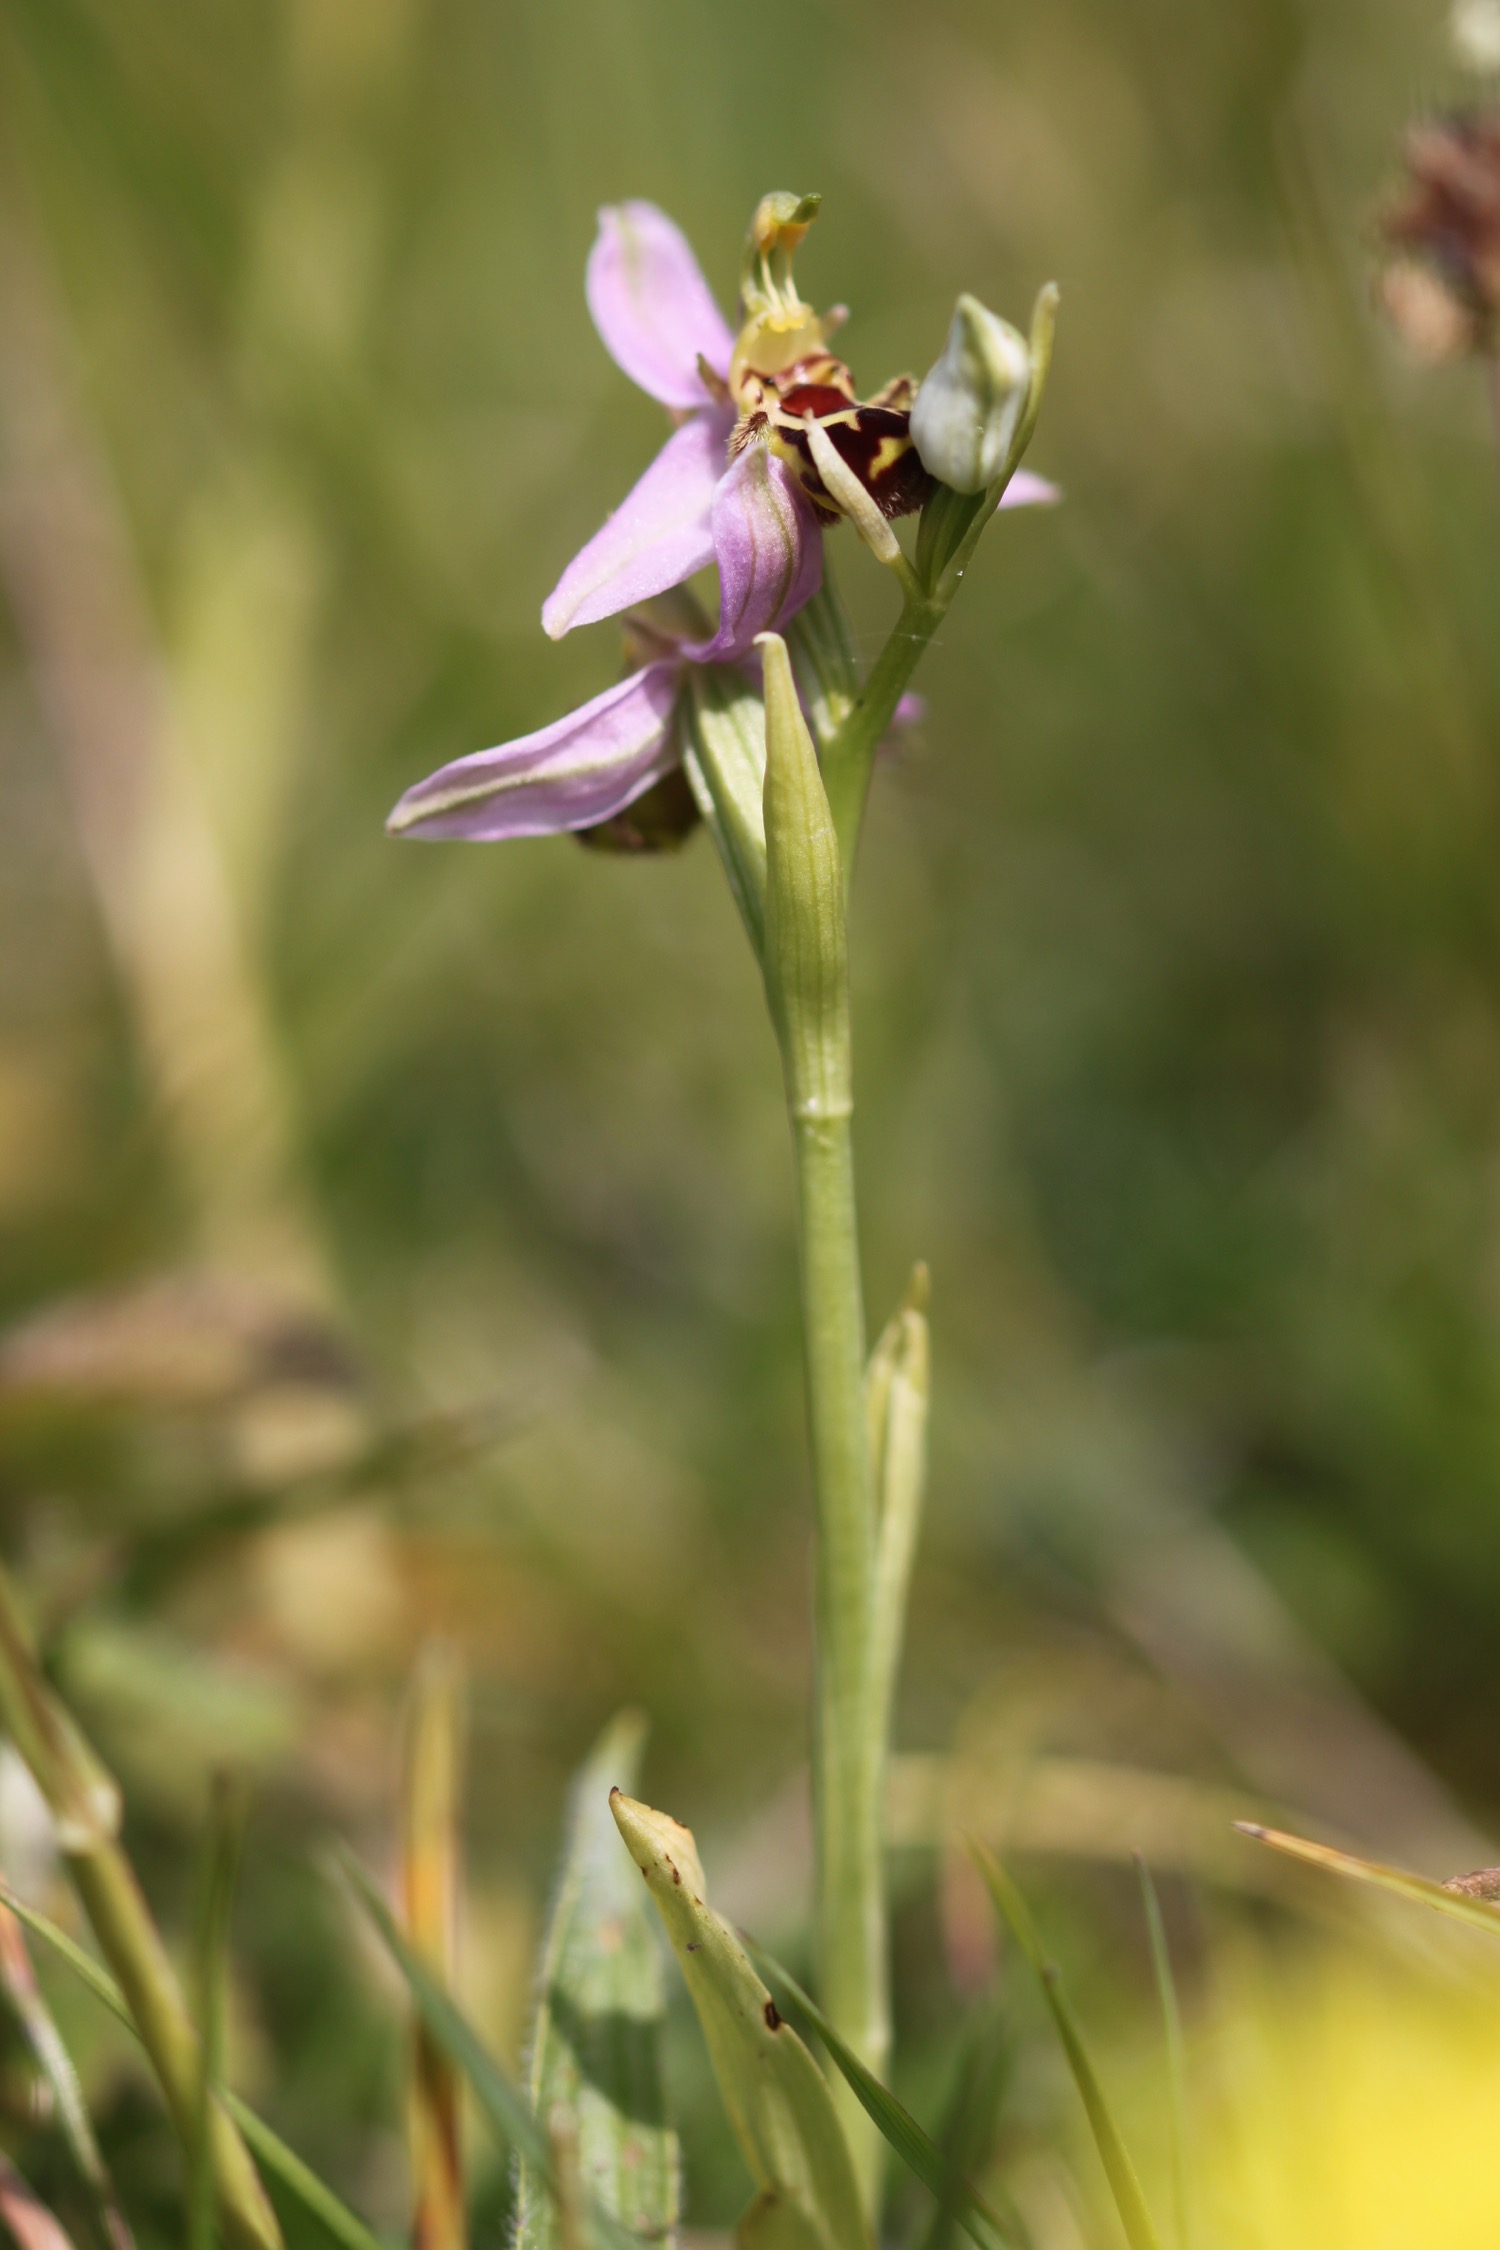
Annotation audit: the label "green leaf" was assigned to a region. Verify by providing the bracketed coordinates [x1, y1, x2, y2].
[517, 1713, 678, 2250]
[915, 2005, 1028, 2250]
[683, 668, 769, 955]
[972, 1847, 1163, 2250]
[338, 1855, 639, 2250]
[225, 2104, 392, 2250]
[608, 1792, 868, 2250]
[742, 1941, 1018, 2250]
[0, 1886, 389, 2250]
[1235, 1821, 1500, 1937]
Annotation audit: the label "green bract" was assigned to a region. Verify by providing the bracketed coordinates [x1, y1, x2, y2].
[609, 1791, 871, 2250]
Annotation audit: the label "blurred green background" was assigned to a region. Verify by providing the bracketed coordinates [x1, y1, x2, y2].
[3, 0, 1500, 2237]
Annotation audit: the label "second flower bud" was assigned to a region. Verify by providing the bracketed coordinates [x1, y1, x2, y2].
[910, 294, 1032, 495]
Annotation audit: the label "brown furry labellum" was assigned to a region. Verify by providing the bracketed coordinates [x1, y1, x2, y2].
[731, 352, 935, 524]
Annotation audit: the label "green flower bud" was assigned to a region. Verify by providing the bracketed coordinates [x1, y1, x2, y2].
[909, 293, 1031, 496]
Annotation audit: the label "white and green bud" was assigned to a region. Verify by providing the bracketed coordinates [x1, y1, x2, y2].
[910, 294, 1032, 496]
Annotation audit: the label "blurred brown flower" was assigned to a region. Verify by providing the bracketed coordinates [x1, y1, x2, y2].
[1379, 111, 1500, 358]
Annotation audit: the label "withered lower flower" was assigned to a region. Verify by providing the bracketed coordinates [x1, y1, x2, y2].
[1379, 110, 1500, 357]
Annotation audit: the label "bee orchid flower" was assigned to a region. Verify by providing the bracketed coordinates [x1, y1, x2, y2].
[388, 194, 1054, 844]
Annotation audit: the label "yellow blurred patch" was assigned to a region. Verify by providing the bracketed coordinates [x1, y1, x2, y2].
[1200, 1941, 1500, 2249]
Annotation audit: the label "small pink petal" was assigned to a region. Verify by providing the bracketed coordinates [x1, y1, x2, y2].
[586, 202, 734, 408]
[542, 414, 729, 639]
[387, 663, 681, 841]
[877, 692, 926, 763]
[686, 444, 823, 662]
[999, 468, 1061, 509]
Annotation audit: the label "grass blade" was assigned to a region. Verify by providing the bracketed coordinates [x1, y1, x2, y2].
[914, 2004, 1025, 2250]
[1135, 1862, 1190, 2250]
[971, 1846, 1163, 2250]
[742, 1942, 1018, 2250]
[223, 2101, 393, 2250]
[0, 1891, 134, 2250]
[608, 1792, 868, 2250]
[0, 1887, 390, 2250]
[517, 1714, 677, 2250]
[191, 1776, 250, 2250]
[399, 1647, 466, 2250]
[338, 1855, 638, 2250]
[1235, 1822, 1500, 1936]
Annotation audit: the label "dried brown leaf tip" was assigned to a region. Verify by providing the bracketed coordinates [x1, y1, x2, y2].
[1443, 1865, 1500, 1898]
[1379, 111, 1500, 358]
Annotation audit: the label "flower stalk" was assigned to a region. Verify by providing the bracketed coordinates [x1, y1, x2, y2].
[758, 633, 883, 2204]
[819, 282, 1059, 879]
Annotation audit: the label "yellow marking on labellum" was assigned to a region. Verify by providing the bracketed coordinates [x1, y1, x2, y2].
[726, 350, 932, 525]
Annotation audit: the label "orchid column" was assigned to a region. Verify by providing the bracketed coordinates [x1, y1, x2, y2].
[388, 191, 1057, 2219]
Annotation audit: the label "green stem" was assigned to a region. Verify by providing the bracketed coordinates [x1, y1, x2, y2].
[69, 1844, 282, 2250]
[758, 633, 883, 2213]
[790, 1106, 884, 2210]
[820, 593, 945, 880]
[819, 280, 1060, 881]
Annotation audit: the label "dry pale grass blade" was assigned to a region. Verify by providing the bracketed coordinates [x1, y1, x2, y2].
[0, 1889, 134, 2250]
[0, 183, 332, 1302]
[400, 1646, 467, 2250]
[866, 1264, 930, 1770]
[1235, 1822, 1500, 1938]
[516, 1713, 677, 2250]
[0, 2155, 76, 2250]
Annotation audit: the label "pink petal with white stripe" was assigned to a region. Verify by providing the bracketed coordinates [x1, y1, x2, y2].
[387, 663, 682, 841]
[586, 202, 734, 408]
